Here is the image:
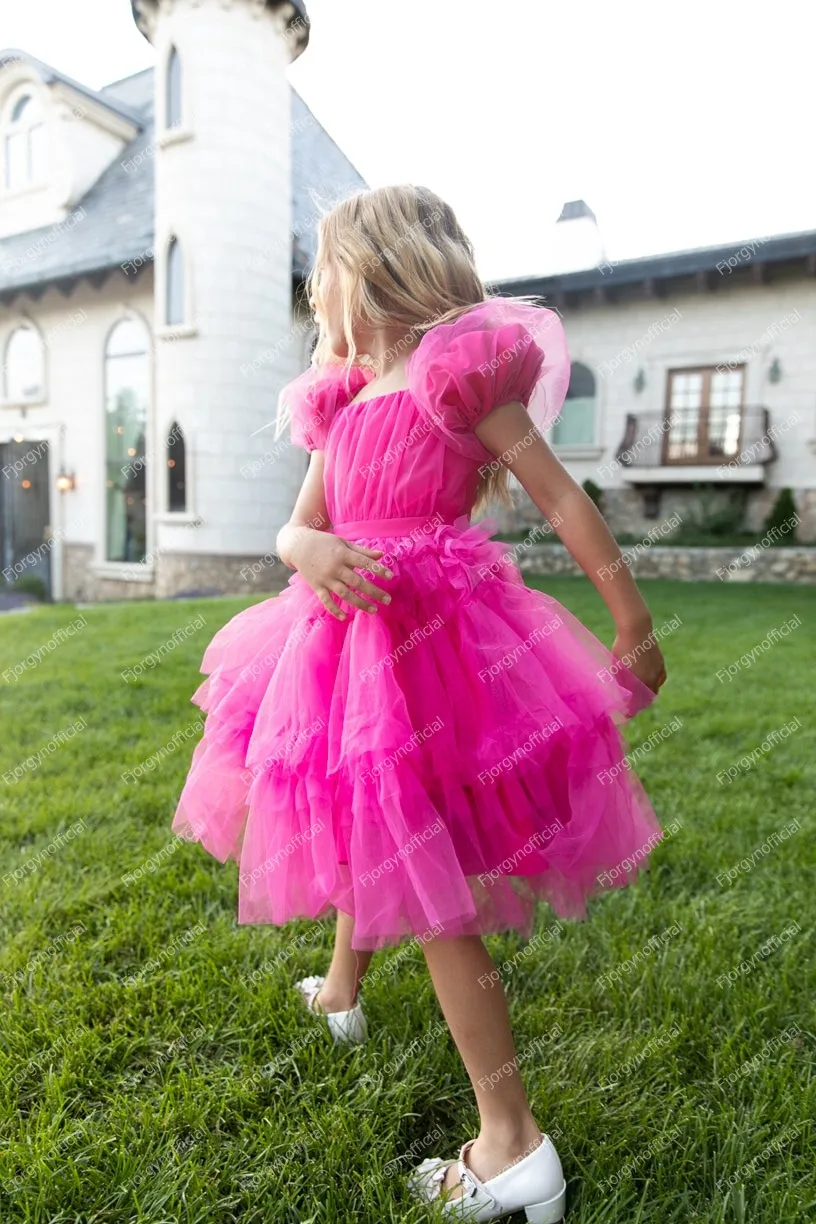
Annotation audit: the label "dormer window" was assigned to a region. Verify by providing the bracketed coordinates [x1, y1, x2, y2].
[3, 91, 47, 191]
[166, 47, 182, 129]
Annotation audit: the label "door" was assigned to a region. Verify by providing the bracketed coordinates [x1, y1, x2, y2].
[663, 367, 745, 463]
[0, 439, 52, 599]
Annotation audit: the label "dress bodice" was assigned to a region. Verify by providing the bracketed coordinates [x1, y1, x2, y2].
[279, 297, 571, 529]
[323, 389, 483, 526]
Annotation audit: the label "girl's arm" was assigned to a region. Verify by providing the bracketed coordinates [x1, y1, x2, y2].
[276, 451, 393, 620]
[276, 449, 332, 565]
[475, 403, 666, 692]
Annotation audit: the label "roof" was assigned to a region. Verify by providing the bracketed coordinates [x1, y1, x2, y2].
[0, 53, 365, 304]
[493, 228, 816, 300]
[99, 66, 154, 112]
[0, 49, 144, 124]
[290, 89, 367, 273]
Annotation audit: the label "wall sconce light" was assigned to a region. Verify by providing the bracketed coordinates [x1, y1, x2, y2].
[768, 357, 782, 384]
[634, 368, 646, 393]
[56, 467, 76, 492]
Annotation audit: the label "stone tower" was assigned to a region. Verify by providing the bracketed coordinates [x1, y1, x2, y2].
[130, 0, 309, 594]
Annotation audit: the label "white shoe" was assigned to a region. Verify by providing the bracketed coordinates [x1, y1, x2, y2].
[294, 974, 368, 1046]
[408, 1131, 566, 1222]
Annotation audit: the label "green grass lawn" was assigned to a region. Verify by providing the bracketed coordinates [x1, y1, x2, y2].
[1, 579, 813, 1224]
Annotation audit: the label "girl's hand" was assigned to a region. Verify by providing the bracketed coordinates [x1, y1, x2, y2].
[612, 626, 667, 695]
[290, 529, 393, 620]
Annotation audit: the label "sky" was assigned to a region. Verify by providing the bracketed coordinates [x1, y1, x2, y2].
[3, 0, 813, 280]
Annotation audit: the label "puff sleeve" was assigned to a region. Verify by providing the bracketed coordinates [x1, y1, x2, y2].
[280, 363, 374, 452]
[406, 298, 570, 458]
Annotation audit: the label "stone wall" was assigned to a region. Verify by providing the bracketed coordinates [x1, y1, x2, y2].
[154, 551, 289, 599]
[514, 542, 816, 584]
[62, 543, 289, 602]
[63, 545, 155, 603]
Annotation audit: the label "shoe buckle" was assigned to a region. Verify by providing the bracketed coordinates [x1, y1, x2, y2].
[460, 1166, 480, 1200]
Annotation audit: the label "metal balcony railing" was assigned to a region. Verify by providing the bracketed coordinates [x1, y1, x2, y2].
[616, 406, 777, 468]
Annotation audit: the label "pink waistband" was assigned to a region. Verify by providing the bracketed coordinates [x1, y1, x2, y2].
[332, 515, 459, 539]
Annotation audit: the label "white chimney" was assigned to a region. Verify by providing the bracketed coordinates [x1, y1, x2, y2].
[543, 199, 606, 274]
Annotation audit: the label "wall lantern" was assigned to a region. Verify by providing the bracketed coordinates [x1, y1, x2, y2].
[768, 357, 782, 384]
[634, 368, 646, 393]
[56, 467, 76, 492]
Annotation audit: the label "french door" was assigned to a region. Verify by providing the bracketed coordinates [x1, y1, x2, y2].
[664, 367, 745, 463]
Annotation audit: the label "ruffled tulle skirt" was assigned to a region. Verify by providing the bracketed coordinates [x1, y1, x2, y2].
[172, 518, 664, 950]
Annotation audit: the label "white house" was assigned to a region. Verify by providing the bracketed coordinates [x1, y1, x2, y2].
[0, 0, 365, 602]
[2, 4, 814, 608]
[495, 202, 816, 543]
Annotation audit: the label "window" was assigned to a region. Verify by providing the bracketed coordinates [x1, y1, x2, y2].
[3, 91, 46, 191]
[166, 47, 182, 129]
[3, 324, 45, 401]
[552, 361, 596, 446]
[105, 318, 150, 563]
[166, 236, 185, 325]
[167, 421, 187, 511]
[664, 366, 744, 462]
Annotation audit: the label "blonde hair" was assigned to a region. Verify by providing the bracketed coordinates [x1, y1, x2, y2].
[295, 185, 514, 510]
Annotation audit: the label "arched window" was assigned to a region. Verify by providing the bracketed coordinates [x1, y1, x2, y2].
[3, 324, 45, 402]
[166, 236, 185, 325]
[105, 318, 150, 563]
[3, 91, 47, 191]
[552, 361, 597, 446]
[167, 421, 187, 511]
[166, 47, 182, 129]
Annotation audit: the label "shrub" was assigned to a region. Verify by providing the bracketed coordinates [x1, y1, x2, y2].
[673, 486, 747, 541]
[12, 575, 48, 602]
[582, 478, 604, 514]
[762, 488, 798, 544]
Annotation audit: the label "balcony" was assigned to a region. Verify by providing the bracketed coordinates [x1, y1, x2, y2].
[616, 406, 776, 484]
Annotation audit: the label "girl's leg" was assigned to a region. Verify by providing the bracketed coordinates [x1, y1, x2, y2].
[421, 932, 544, 1200]
[314, 909, 373, 1011]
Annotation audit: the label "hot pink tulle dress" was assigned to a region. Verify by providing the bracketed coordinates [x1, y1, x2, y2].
[172, 298, 664, 951]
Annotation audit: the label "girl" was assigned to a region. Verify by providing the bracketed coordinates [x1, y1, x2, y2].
[173, 185, 667, 1222]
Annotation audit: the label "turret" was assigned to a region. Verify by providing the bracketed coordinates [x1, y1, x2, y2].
[130, 0, 309, 593]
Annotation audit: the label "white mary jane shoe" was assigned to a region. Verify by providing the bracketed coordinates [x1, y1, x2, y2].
[294, 974, 369, 1046]
[408, 1131, 566, 1222]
